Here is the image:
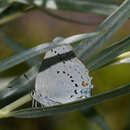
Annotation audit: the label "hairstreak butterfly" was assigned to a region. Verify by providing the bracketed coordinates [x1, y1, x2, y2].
[32, 45, 93, 107]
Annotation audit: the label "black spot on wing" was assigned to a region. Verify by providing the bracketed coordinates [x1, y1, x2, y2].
[57, 71, 60, 74]
[70, 76, 72, 78]
[81, 75, 83, 80]
[74, 90, 78, 94]
[71, 80, 74, 82]
[63, 71, 66, 74]
[75, 84, 78, 87]
[70, 95, 74, 98]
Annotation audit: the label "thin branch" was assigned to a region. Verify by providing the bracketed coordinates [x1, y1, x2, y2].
[43, 9, 101, 25]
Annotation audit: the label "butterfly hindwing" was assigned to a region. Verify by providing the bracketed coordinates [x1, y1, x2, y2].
[32, 45, 93, 107]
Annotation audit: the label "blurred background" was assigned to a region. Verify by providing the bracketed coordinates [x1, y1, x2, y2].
[0, 7, 130, 130]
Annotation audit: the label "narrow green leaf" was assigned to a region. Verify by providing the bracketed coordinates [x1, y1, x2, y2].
[55, 0, 119, 16]
[0, 94, 31, 118]
[0, 31, 41, 66]
[0, 64, 40, 108]
[0, 3, 33, 26]
[109, 52, 130, 66]
[77, 0, 130, 61]
[19, 0, 119, 16]
[0, 0, 12, 14]
[43, 9, 100, 25]
[0, 0, 122, 27]
[0, 32, 101, 72]
[9, 83, 130, 118]
[85, 36, 130, 71]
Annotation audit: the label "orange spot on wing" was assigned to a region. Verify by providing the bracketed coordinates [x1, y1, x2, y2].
[82, 81, 87, 87]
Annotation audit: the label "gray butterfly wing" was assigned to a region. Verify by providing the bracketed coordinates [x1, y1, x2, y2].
[32, 45, 93, 107]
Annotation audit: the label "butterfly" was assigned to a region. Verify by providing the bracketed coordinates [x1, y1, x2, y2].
[31, 45, 93, 107]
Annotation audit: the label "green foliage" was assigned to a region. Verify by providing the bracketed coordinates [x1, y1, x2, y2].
[0, 0, 130, 130]
[7, 83, 130, 118]
[86, 36, 130, 71]
[0, 32, 102, 72]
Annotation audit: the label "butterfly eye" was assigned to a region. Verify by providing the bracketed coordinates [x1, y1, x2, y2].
[82, 81, 87, 87]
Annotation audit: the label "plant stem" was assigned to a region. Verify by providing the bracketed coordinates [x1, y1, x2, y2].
[0, 94, 32, 118]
